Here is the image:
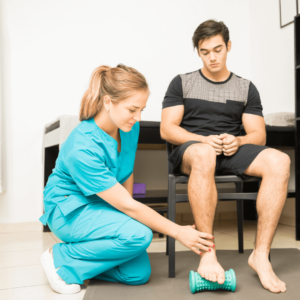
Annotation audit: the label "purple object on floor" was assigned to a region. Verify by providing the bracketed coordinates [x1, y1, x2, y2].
[133, 183, 146, 195]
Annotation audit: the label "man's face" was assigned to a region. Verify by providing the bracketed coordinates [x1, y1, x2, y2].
[197, 34, 231, 74]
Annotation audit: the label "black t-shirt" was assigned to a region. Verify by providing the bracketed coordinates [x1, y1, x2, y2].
[162, 69, 263, 137]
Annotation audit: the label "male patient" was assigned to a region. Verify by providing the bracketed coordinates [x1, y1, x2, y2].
[160, 20, 290, 293]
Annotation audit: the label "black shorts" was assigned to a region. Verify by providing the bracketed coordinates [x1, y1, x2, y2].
[168, 141, 269, 178]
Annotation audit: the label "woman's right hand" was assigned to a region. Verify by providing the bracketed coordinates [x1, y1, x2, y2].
[175, 224, 215, 255]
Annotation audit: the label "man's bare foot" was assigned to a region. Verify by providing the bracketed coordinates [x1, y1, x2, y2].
[197, 249, 225, 284]
[248, 250, 286, 293]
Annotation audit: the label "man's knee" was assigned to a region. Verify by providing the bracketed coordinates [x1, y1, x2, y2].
[263, 150, 291, 179]
[183, 143, 216, 172]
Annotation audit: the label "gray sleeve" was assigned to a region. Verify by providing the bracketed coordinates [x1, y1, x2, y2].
[162, 75, 184, 109]
[243, 82, 263, 117]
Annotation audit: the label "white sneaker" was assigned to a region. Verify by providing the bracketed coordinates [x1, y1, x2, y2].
[40, 248, 81, 294]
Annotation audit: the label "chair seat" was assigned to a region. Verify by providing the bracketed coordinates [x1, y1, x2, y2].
[174, 192, 259, 203]
[171, 174, 261, 184]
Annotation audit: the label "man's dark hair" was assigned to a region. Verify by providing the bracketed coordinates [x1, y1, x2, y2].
[192, 20, 230, 50]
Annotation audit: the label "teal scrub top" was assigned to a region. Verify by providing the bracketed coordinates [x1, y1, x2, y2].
[39, 118, 139, 225]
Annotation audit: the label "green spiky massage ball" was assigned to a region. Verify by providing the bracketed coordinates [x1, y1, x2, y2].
[189, 269, 236, 293]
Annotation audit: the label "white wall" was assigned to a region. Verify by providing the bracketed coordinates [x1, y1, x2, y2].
[249, 0, 295, 115]
[249, 0, 295, 194]
[0, 3, 3, 194]
[248, 0, 296, 224]
[0, 0, 295, 224]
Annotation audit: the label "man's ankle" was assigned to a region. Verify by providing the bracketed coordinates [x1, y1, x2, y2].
[253, 248, 270, 258]
[201, 248, 217, 259]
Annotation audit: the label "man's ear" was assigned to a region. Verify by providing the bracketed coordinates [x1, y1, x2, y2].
[227, 40, 232, 52]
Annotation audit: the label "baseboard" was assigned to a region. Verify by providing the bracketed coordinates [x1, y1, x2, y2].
[0, 221, 43, 233]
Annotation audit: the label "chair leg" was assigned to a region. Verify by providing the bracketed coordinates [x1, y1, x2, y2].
[166, 206, 169, 256]
[237, 200, 244, 253]
[167, 235, 175, 277]
[166, 233, 169, 256]
[236, 182, 244, 253]
[168, 176, 176, 278]
[158, 212, 164, 238]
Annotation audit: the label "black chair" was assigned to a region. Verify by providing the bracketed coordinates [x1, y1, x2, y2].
[166, 141, 262, 278]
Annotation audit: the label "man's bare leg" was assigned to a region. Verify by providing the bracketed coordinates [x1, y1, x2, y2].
[181, 143, 225, 284]
[244, 148, 290, 293]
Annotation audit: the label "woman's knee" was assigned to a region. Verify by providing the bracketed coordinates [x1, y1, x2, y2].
[124, 252, 152, 285]
[130, 264, 151, 285]
[118, 219, 153, 251]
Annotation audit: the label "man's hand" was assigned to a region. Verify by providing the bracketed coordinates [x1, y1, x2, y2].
[219, 133, 241, 156]
[202, 135, 223, 155]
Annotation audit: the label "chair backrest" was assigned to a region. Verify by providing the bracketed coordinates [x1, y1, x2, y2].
[166, 141, 174, 175]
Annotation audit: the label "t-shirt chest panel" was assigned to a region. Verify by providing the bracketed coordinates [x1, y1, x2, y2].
[180, 72, 250, 122]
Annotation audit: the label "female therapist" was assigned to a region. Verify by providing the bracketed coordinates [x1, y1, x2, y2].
[39, 64, 215, 294]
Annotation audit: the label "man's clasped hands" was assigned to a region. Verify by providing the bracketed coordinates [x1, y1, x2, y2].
[202, 133, 241, 156]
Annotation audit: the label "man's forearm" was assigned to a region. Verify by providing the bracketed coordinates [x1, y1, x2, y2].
[237, 131, 266, 147]
[161, 124, 205, 145]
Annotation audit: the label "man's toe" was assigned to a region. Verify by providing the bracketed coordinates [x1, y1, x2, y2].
[217, 273, 225, 284]
[277, 280, 286, 292]
[280, 286, 287, 293]
[279, 281, 286, 289]
[272, 287, 281, 293]
[208, 273, 214, 282]
[268, 282, 281, 294]
[204, 272, 210, 280]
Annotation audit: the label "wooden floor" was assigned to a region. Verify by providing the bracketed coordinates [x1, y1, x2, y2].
[0, 220, 299, 300]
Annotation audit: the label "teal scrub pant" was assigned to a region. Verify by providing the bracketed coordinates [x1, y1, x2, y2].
[47, 198, 153, 285]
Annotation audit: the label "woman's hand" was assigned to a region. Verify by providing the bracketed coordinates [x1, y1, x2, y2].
[175, 224, 215, 255]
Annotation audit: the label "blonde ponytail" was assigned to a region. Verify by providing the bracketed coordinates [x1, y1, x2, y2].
[79, 66, 110, 121]
[79, 64, 148, 121]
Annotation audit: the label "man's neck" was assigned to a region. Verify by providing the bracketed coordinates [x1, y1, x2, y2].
[201, 66, 231, 82]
